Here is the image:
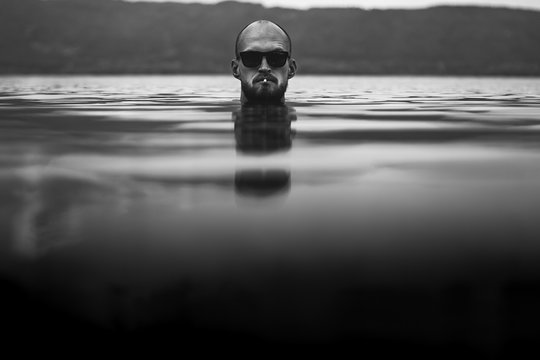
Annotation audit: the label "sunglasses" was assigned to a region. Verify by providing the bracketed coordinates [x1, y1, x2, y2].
[239, 51, 289, 68]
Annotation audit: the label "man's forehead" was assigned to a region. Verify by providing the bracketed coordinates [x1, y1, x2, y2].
[237, 22, 290, 52]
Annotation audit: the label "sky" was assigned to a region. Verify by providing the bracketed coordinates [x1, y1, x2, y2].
[126, 0, 540, 11]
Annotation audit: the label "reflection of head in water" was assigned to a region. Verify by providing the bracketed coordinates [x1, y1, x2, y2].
[231, 20, 297, 105]
[235, 169, 290, 198]
[233, 105, 296, 198]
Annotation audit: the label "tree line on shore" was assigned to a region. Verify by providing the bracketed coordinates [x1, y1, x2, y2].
[2, 0, 540, 75]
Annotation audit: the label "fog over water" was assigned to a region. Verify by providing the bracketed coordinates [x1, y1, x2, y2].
[1, 75, 540, 355]
[126, 0, 540, 11]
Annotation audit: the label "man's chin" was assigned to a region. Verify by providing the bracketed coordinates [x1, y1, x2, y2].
[242, 83, 286, 103]
[256, 86, 277, 98]
[253, 80, 276, 91]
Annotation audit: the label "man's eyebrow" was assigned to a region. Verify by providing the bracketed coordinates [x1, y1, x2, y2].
[241, 46, 288, 52]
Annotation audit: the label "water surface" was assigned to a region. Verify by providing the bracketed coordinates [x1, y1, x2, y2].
[1, 75, 540, 353]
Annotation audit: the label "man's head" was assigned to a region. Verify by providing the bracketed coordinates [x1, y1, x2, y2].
[232, 20, 297, 104]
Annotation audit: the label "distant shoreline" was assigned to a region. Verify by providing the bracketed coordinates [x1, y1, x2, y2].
[2, 0, 540, 76]
[2, 73, 540, 78]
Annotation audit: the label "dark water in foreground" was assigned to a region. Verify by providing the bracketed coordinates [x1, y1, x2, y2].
[1, 75, 540, 355]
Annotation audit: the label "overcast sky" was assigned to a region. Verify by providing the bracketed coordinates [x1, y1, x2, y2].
[126, 0, 540, 11]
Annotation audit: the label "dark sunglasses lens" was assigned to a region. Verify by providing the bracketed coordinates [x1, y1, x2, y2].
[240, 52, 262, 67]
[240, 52, 289, 68]
[267, 52, 288, 67]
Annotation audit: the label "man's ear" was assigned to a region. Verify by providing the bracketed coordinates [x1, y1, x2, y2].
[288, 58, 297, 79]
[231, 58, 240, 79]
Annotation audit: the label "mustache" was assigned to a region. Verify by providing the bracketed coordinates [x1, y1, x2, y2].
[254, 74, 277, 83]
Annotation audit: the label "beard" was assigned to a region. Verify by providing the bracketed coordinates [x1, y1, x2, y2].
[241, 79, 288, 104]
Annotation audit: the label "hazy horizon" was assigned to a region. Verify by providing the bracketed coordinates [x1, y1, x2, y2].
[124, 0, 540, 11]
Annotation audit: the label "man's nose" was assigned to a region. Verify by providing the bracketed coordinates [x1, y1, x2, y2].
[258, 56, 271, 72]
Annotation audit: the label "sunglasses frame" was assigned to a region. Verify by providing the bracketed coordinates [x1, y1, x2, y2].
[239, 51, 290, 68]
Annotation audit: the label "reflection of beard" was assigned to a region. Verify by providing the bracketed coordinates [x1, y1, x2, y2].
[242, 80, 288, 104]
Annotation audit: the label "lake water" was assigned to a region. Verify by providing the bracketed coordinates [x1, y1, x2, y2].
[1, 75, 540, 354]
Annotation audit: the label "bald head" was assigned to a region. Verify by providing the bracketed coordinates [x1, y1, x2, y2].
[232, 20, 297, 104]
[235, 20, 292, 58]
